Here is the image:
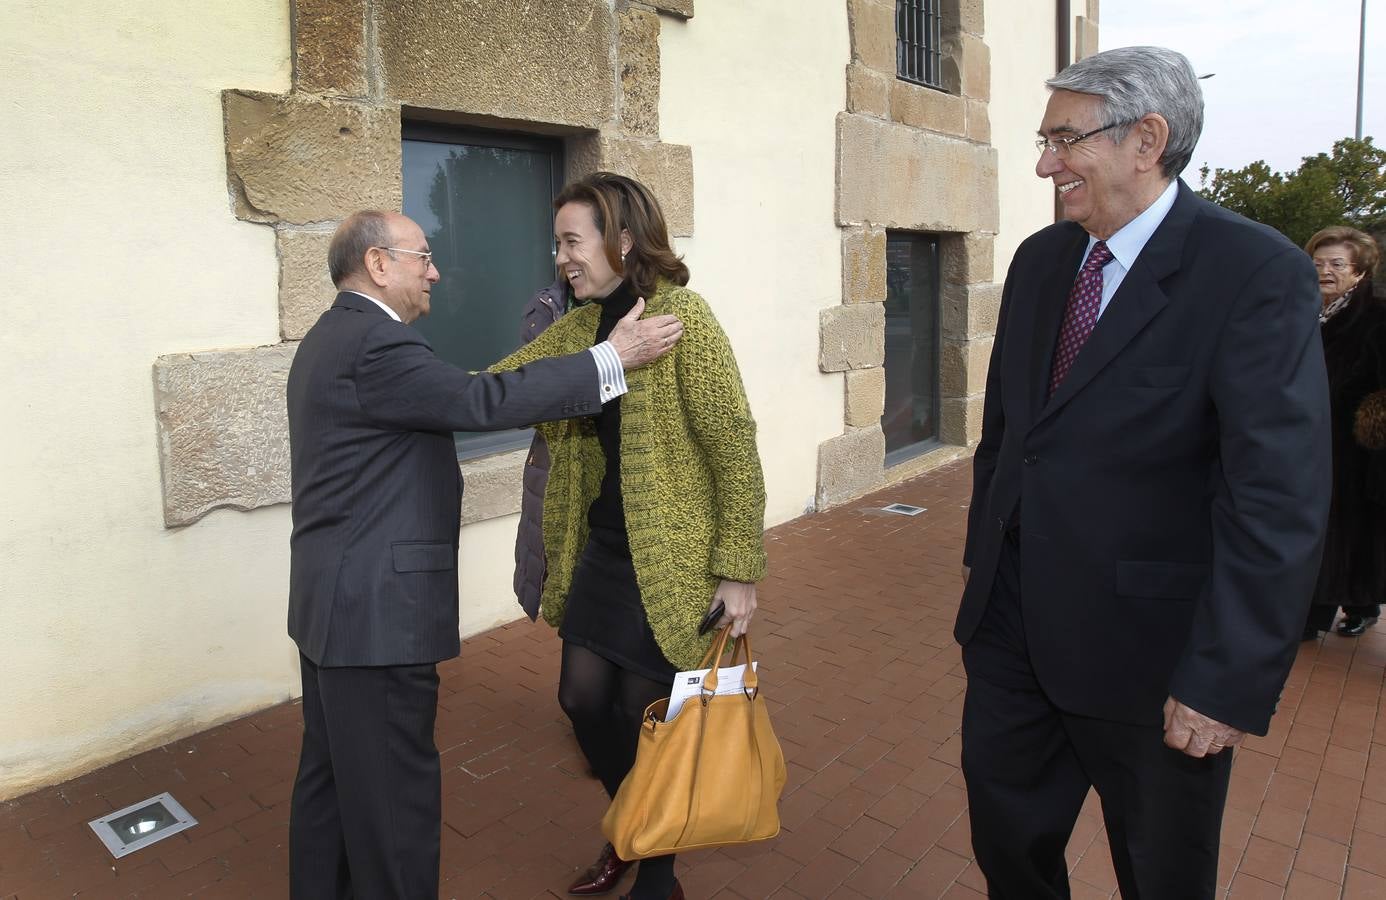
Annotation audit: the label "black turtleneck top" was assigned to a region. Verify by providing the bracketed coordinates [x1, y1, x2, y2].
[586, 278, 639, 551]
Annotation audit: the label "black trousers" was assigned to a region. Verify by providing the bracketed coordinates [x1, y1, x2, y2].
[960, 536, 1233, 899]
[289, 654, 442, 900]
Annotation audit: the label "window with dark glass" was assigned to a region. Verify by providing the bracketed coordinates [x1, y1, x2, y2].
[882, 233, 941, 464]
[896, 0, 943, 90]
[401, 124, 564, 458]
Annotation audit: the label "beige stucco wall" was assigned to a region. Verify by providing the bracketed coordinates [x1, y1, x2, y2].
[0, 1, 296, 798]
[659, 0, 849, 523]
[985, 2, 1061, 280]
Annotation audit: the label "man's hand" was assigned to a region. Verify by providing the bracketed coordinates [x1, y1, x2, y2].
[714, 580, 757, 638]
[1162, 697, 1244, 758]
[607, 298, 683, 370]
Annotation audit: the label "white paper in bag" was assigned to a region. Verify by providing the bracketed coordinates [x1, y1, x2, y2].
[665, 661, 759, 722]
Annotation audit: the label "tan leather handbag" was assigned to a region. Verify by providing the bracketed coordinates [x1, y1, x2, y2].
[601, 626, 787, 859]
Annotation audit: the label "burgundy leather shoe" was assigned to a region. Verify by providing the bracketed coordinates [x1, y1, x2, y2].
[567, 843, 633, 895]
[619, 880, 684, 900]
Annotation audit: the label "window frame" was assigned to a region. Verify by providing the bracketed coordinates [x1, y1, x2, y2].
[400, 121, 566, 462]
[882, 230, 943, 467]
[895, 0, 944, 91]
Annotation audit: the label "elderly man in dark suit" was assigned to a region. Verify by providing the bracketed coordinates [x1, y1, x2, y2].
[285, 210, 682, 899]
[957, 47, 1330, 898]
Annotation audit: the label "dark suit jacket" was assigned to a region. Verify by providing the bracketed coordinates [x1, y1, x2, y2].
[287, 292, 601, 667]
[957, 182, 1331, 735]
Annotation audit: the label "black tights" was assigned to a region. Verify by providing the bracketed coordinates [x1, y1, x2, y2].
[559, 641, 676, 899]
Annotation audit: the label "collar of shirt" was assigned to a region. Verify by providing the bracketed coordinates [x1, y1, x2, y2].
[1085, 179, 1179, 318]
[343, 289, 401, 323]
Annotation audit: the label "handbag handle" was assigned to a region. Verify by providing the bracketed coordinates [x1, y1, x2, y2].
[699, 625, 759, 699]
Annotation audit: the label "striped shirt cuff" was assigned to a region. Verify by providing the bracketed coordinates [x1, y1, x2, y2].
[588, 341, 628, 404]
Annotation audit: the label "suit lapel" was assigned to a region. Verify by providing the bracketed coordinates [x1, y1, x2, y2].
[1032, 181, 1198, 428]
[1027, 230, 1089, 425]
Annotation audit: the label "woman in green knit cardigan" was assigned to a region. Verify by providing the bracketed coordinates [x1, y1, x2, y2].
[491, 173, 766, 900]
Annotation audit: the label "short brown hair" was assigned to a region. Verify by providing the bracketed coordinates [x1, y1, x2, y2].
[328, 210, 393, 287]
[553, 172, 689, 299]
[1305, 225, 1381, 278]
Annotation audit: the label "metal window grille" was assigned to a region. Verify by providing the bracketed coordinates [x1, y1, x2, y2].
[896, 0, 943, 89]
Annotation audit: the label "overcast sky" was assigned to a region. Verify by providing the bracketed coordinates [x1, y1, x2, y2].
[1101, 0, 1384, 185]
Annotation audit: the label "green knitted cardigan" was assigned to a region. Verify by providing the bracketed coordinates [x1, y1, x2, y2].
[490, 280, 767, 670]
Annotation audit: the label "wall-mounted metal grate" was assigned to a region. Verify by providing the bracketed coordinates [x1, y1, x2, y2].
[895, 0, 943, 89]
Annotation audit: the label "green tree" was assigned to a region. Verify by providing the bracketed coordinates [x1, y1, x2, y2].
[1198, 137, 1386, 248]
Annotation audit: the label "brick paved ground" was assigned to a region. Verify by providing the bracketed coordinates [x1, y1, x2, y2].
[4, 459, 1386, 898]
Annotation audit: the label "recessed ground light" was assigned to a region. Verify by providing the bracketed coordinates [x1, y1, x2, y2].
[881, 503, 925, 516]
[88, 792, 197, 858]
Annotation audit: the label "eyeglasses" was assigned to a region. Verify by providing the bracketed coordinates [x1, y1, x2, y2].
[1312, 258, 1354, 273]
[375, 247, 434, 268]
[1034, 121, 1130, 157]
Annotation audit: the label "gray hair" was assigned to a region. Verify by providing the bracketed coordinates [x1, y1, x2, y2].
[1046, 46, 1204, 179]
[328, 210, 394, 287]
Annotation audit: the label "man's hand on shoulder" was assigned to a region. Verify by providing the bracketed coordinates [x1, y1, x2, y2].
[1163, 697, 1244, 758]
[608, 298, 683, 370]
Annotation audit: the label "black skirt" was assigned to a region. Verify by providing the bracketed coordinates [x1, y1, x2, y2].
[558, 527, 677, 684]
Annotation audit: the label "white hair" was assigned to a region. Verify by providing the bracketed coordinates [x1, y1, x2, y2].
[1047, 46, 1204, 179]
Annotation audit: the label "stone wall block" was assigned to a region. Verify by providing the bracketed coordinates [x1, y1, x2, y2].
[845, 367, 886, 428]
[939, 337, 993, 398]
[279, 228, 336, 340]
[816, 425, 886, 509]
[941, 0, 986, 36]
[967, 283, 1003, 335]
[819, 303, 886, 372]
[646, 0, 693, 18]
[618, 6, 661, 138]
[837, 113, 999, 232]
[890, 81, 966, 136]
[965, 98, 991, 143]
[954, 33, 991, 101]
[458, 448, 527, 526]
[941, 281, 1003, 340]
[292, 0, 367, 96]
[847, 0, 896, 73]
[846, 63, 890, 118]
[154, 345, 297, 527]
[940, 394, 986, 446]
[940, 231, 995, 286]
[1087, 0, 1101, 24]
[224, 90, 401, 225]
[377, 0, 615, 127]
[568, 136, 694, 236]
[940, 280, 967, 340]
[842, 226, 887, 303]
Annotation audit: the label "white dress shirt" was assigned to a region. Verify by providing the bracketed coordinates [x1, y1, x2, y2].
[344, 289, 402, 322]
[344, 290, 626, 403]
[1082, 179, 1179, 319]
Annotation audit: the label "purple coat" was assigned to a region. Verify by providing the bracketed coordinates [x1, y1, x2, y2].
[513, 277, 568, 619]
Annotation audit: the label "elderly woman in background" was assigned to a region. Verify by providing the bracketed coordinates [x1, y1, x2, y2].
[491, 172, 766, 900]
[1303, 226, 1386, 639]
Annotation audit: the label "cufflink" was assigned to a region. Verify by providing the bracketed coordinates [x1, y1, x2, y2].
[603, 384, 614, 394]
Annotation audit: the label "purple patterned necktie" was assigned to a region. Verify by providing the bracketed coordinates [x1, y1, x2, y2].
[1049, 240, 1113, 396]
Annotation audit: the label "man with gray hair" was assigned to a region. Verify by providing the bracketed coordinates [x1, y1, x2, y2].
[956, 47, 1329, 896]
